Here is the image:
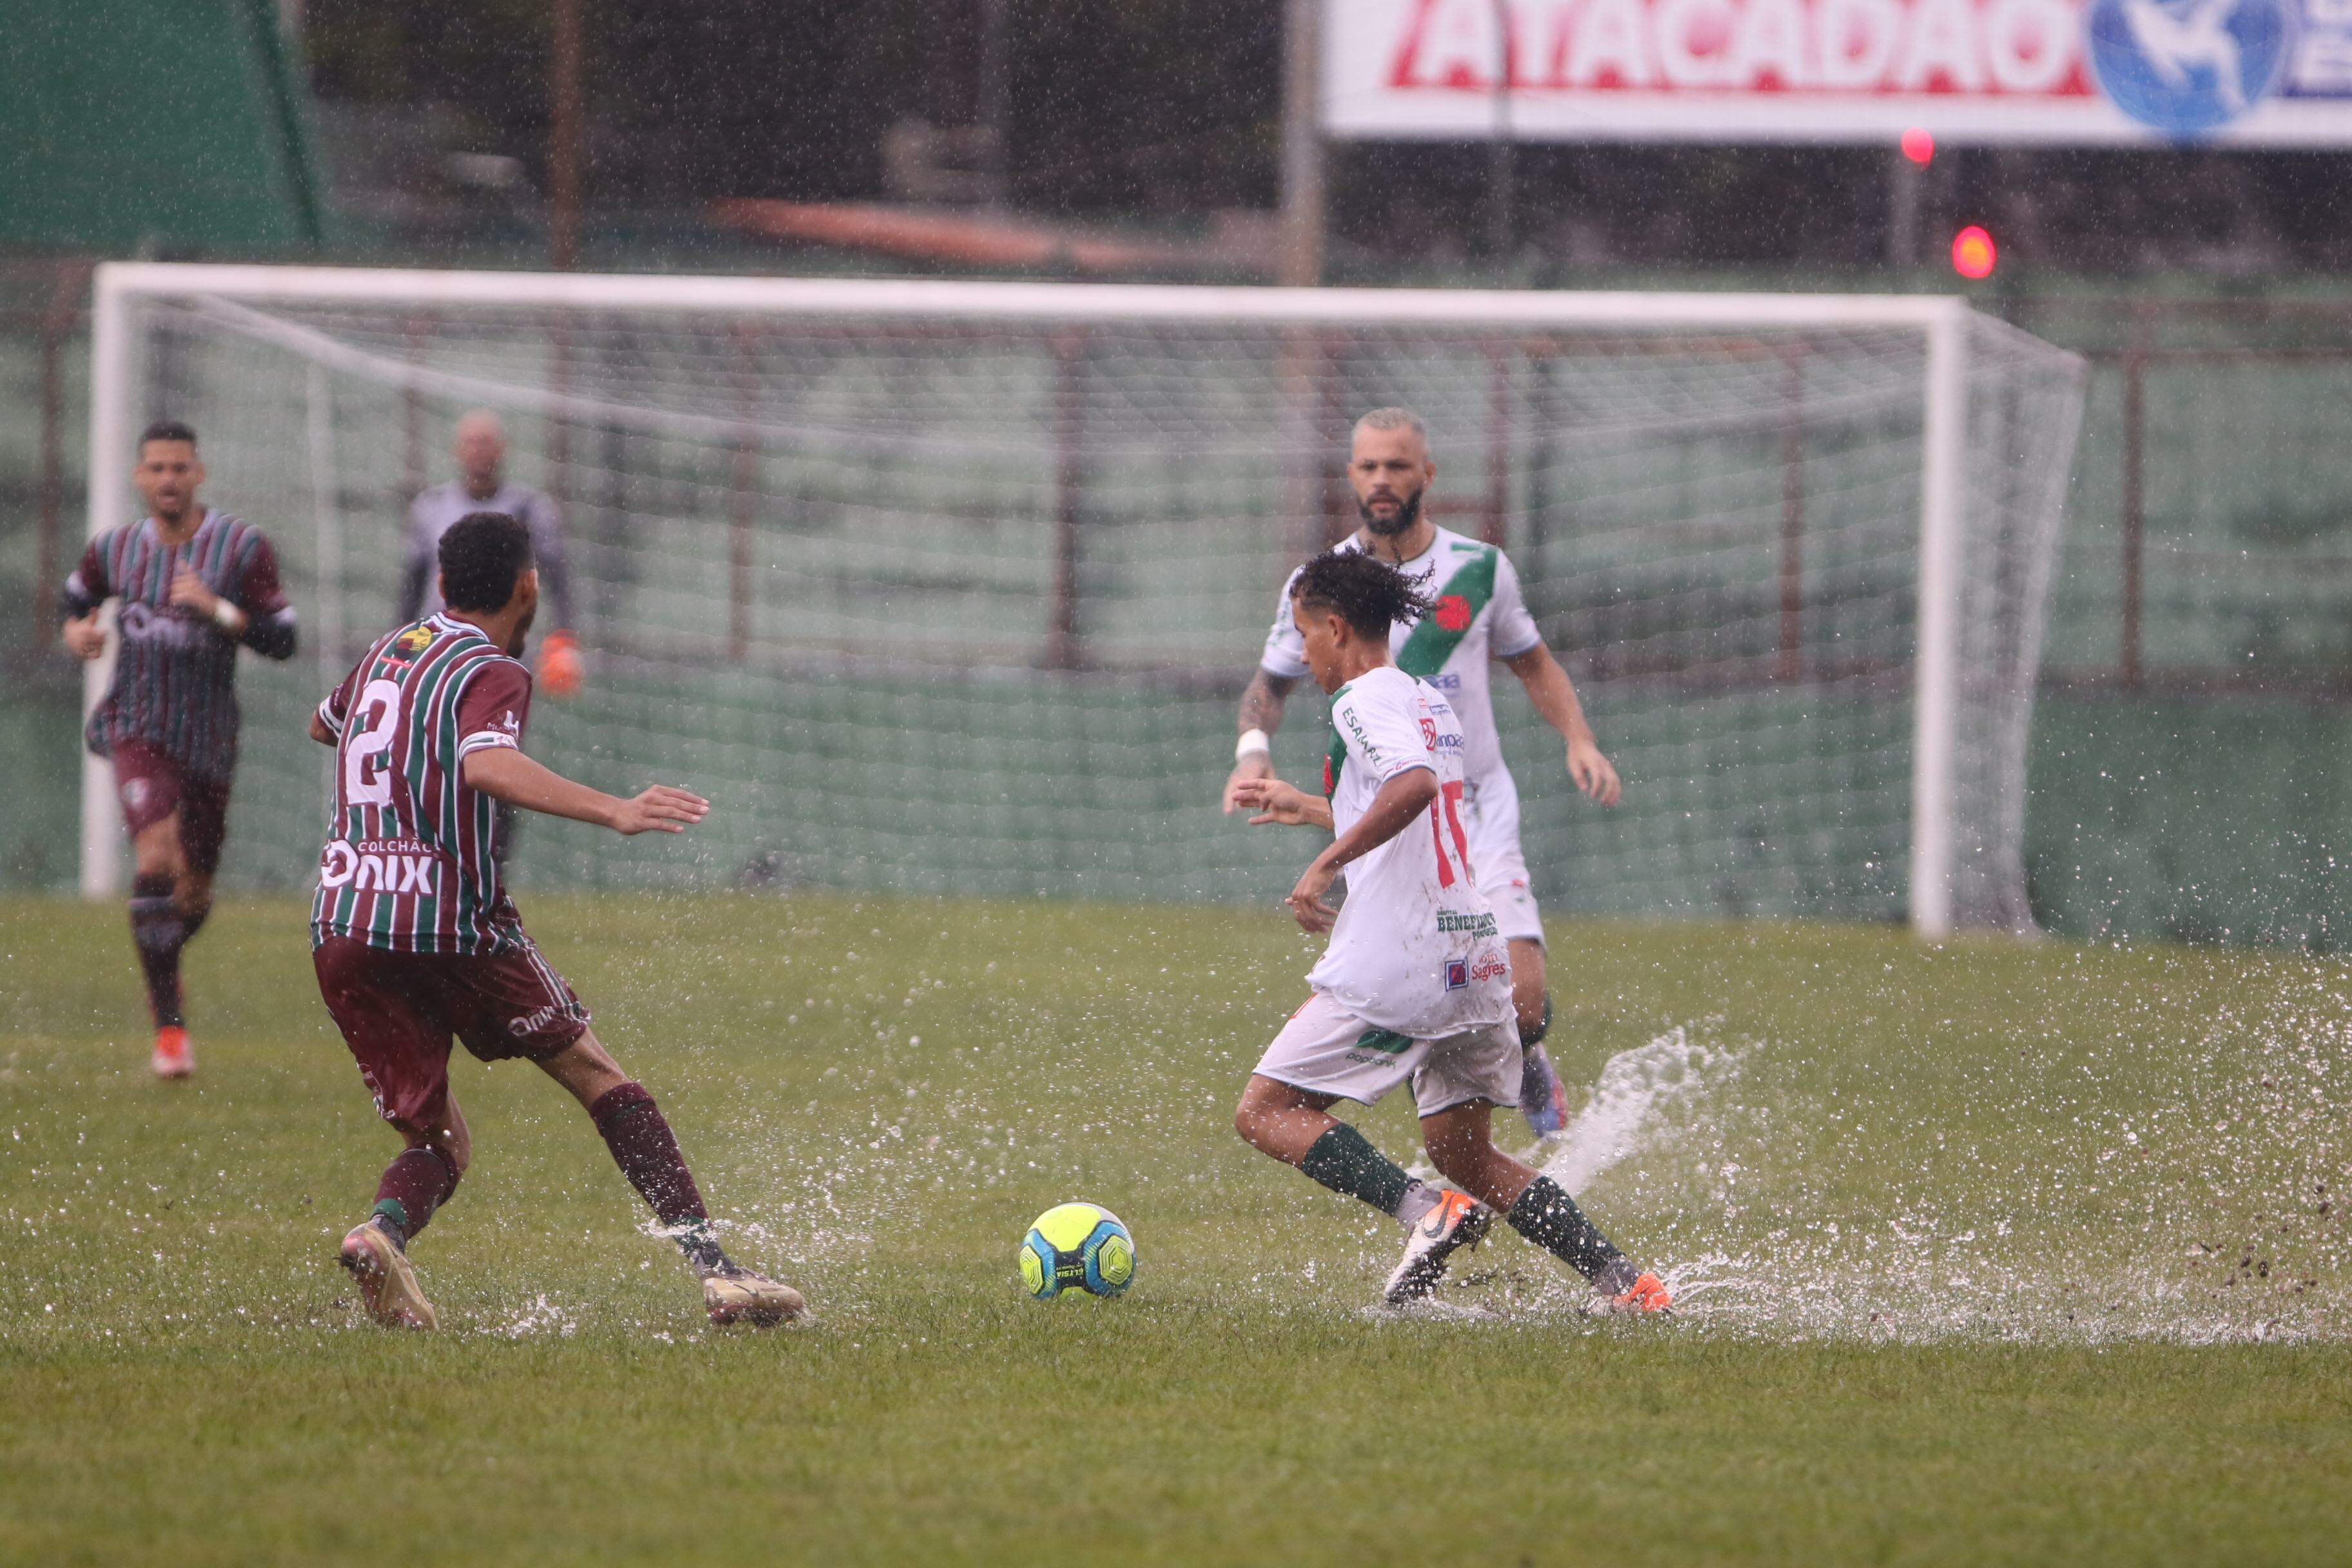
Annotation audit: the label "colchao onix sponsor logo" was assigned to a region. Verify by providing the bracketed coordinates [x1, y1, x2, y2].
[509, 999, 569, 1037]
[319, 840, 440, 894]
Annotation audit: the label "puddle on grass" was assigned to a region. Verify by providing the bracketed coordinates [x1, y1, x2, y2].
[1442, 1002, 2352, 1345]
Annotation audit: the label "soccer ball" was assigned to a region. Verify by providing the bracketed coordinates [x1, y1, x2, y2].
[1019, 1202, 1135, 1301]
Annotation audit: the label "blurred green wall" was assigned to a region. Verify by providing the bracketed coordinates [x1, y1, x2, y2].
[0, 0, 324, 252]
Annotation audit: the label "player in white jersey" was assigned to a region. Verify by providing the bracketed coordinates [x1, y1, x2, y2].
[1224, 407, 1622, 1141]
[1228, 550, 1668, 1311]
[399, 410, 583, 698]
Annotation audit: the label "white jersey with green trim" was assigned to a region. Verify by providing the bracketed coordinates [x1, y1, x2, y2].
[1309, 666, 1514, 1039]
[1260, 525, 1543, 788]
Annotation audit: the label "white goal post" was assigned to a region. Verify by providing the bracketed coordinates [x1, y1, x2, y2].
[82, 262, 2085, 937]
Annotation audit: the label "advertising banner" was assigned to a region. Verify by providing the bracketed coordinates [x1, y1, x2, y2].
[1322, 0, 2352, 144]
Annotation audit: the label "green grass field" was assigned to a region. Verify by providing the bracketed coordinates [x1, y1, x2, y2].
[5, 894, 2351, 1565]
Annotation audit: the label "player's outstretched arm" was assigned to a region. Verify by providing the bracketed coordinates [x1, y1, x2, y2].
[1222, 667, 1297, 812]
[461, 749, 709, 836]
[1229, 776, 1333, 831]
[1284, 766, 1437, 933]
[1502, 643, 1621, 807]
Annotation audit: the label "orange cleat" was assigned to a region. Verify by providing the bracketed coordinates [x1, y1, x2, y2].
[1604, 1271, 1672, 1315]
[150, 1026, 193, 1079]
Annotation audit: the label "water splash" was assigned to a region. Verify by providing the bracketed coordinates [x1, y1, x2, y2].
[495, 1293, 581, 1338]
[1542, 1023, 1753, 1197]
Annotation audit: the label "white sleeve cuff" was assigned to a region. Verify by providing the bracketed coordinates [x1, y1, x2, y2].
[457, 731, 520, 759]
[316, 698, 345, 738]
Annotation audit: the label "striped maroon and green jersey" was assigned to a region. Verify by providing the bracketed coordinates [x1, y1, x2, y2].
[310, 614, 535, 955]
[63, 510, 298, 781]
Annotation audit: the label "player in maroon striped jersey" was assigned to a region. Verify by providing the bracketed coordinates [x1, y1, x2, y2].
[61, 421, 298, 1079]
[308, 511, 803, 1330]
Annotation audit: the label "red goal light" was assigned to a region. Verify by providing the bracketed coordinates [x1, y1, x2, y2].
[1951, 226, 1996, 279]
[1900, 127, 1934, 166]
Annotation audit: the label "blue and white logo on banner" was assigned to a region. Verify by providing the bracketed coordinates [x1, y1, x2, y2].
[2088, 0, 2301, 135]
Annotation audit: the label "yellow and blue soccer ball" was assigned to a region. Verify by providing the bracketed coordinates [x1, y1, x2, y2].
[1019, 1202, 1134, 1300]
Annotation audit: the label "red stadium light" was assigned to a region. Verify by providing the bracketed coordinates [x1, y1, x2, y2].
[1951, 226, 1996, 279]
[1900, 128, 1934, 166]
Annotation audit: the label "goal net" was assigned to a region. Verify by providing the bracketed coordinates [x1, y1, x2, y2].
[83, 266, 2084, 936]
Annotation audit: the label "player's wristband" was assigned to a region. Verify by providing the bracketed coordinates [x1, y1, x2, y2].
[211, 600, 245, 635]
[1236, 729, 1271, 762]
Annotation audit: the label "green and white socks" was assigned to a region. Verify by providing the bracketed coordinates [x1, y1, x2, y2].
[1298, 1122, 1443, 1229]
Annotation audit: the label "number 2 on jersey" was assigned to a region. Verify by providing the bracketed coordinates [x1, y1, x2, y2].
[343, 678, 403, 807]
[1429, 779, 1470, 888]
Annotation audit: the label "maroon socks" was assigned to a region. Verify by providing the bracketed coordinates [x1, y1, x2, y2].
[127, 874, 189, 1029]
[371, 1144, 460, 1244]
[589, 1082, 725, 1270]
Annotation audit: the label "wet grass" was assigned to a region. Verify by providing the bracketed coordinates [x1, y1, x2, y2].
[4, 893, 2351, 1565]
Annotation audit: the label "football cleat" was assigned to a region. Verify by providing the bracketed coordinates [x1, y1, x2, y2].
[1384, 1190, 1493, 1305]
[1519, 1042, 1569, 1139]
[1596, 1271, 1673, 1315]
[702, 1263, 807, 1328]
[150, 1026, 193, 1080]
[339, 1220, 438, 1330]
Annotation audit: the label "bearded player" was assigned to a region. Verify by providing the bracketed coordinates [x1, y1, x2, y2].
[1229, 551, 1667, 1311]
[61, 421, 298, 1078]
[309, 512, 801, 1330]
[1224, 406, 1621, 1141]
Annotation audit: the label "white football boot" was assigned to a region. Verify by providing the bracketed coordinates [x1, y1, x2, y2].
[1384, 1190, 1493, 1305]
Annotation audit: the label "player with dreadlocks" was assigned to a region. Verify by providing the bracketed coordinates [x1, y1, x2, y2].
[1229, 551, 1669, 1312]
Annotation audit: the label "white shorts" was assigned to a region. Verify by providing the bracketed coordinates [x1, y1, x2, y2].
[1253, 990, 1522, 1119]
[1464, 770, 1543, 946]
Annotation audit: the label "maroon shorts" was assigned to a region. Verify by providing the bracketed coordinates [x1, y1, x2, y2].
[112, 741, 230, 876]
[313, 934, 591, 1139]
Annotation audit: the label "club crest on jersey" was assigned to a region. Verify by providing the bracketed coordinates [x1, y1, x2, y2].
[1419, 716, 1438, 749]
[392, 625, 435, 657]
[1444, 958, 1469, 991]
[1433, 594, 1472, 633]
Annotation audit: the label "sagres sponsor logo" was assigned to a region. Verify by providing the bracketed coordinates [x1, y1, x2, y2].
[1469, 954, 1509, 983]
[1436, 910, 1499, 937]
[319, 840, 439, 894]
